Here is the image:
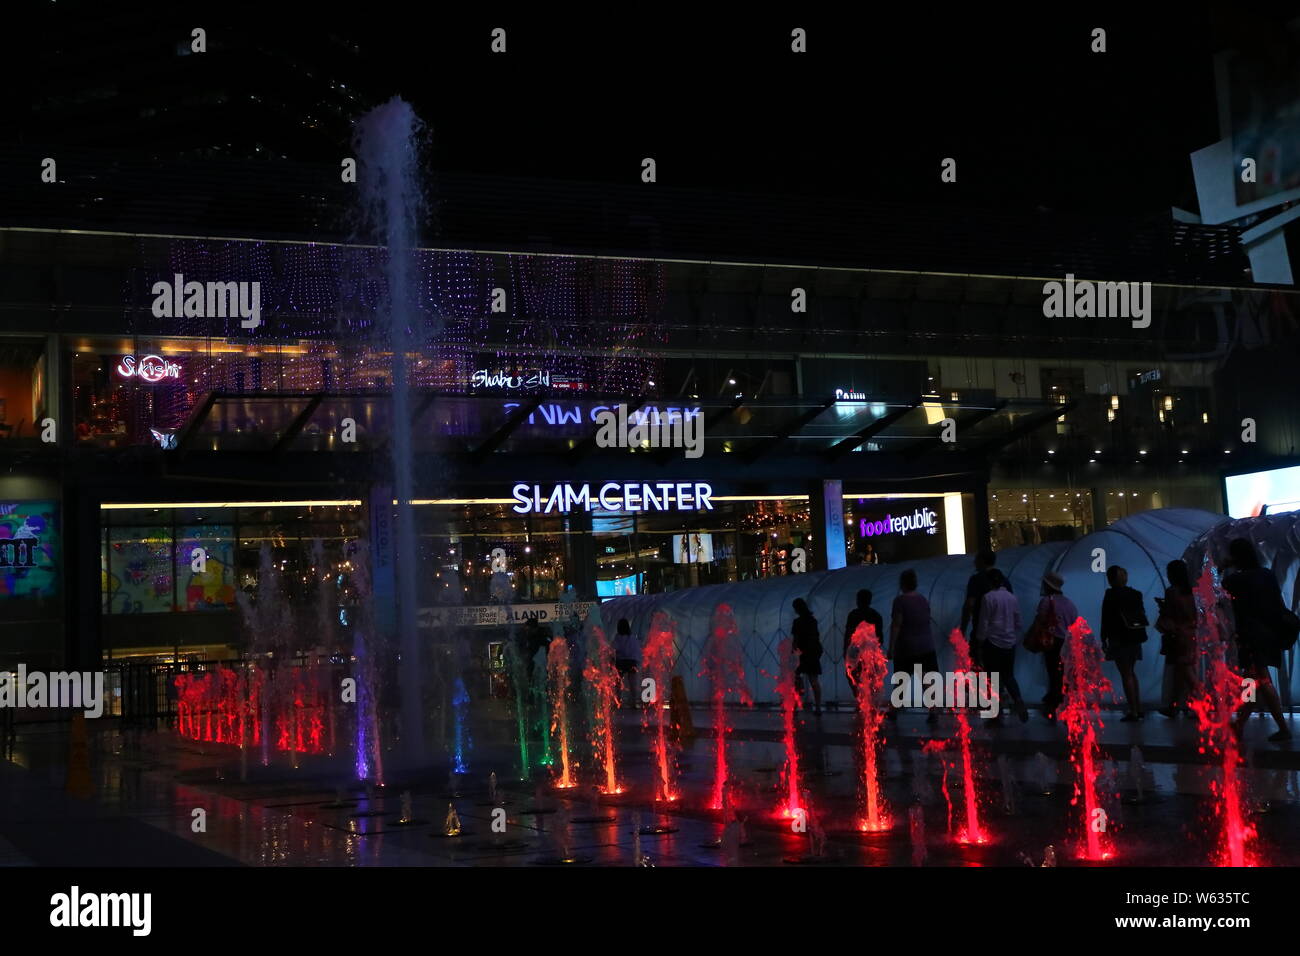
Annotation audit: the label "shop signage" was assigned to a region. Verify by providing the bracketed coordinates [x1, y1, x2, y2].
[472, 369, 551, 389]
[859, 507, 939, 538]
[417, 600, 597, 629]
[472, 369, 585, 391]
[503, 402, 699, 426]
[511, 481, 714, 515]
[116, 354, 181, 383]
[835, 387, 866, 401]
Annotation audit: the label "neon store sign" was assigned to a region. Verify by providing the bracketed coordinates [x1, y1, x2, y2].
[859, 507, 939, 537]
[512, 481, 714, 515]
[504, 403, 701, 426]
[116, 354, 181, 383]
[472, 369, 584, 390]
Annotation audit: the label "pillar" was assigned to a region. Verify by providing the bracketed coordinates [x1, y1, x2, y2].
[808, 479, 847, 571]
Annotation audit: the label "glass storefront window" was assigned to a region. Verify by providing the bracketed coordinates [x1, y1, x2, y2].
[176, 525, 236, 610]
[988, 488, 1094, 550]
[106, 526, 174, 614]
[0, 339, 49, 442]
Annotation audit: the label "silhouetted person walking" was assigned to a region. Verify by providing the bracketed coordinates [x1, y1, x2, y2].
[1033, 571, 1077, 722]
[791, 598, 823, 714]
[962, 550, 1010, 668]
[889, 569, 938, 723]
[843, 589, 884, 693]
[1224, 538, 1292, 741]
[1155, 559, 1198, 719]
[1101, 565, 1147, 721]
[976, 569, 1028, 722]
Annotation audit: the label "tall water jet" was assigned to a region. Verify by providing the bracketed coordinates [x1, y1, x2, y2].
[921, 739, 953, 835]
[1060, 617, 1116, 861]
[642, 612, 680, 802]
[547, 635, 577, 788]
[354, 98, 430, 763]
[699, 604, 753, 810]
[451, 677, 471, 774]
[772, 635, 803, 819]
[947, 628, 988, 845]
[1190, 567, 1260, 866]
[347, 547, 385, 785]
[846, 621, 892, 831]
[908, 805, 927, 866]
[997, 754, 1017, 815]
[504, 640, 532, 779]
[582, 624, 622, 794]
[532, 638, 554, 768]
[1127, 745, 1147, 804]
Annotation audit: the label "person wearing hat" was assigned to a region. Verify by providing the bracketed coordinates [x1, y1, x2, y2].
[1032, 570, 1078, 722]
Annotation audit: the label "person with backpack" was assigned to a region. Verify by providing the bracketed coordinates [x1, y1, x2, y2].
[1100, 565, 1148, 721]
[791, 598, 823, 715]
[1224, 538, 1294, 742]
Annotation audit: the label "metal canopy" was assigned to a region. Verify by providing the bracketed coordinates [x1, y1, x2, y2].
[173, 389, 1065, 464]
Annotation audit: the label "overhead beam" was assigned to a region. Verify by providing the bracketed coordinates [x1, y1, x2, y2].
[653, 397, 743, 465]
[967, 401, 1076, 457]
[744, 398, 836, 465]
[272, 393, 325, 455]
[175, 391, 221, 454]
[900, 400, 1008, 460]
[470, 397, 543, 464]
[824, 401, 918, 461]
[373, 391, 438, 454]
[568, 394, 647, 463]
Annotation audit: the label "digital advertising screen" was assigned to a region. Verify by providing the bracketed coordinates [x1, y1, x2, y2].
[671, 532, 714, 564]
[1224, 464, 1300, 518]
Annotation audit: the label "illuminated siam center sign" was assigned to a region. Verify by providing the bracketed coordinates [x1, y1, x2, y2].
[512, 481, 714, 515]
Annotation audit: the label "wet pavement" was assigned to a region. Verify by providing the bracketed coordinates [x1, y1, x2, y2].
[2, 705, 1298, 867]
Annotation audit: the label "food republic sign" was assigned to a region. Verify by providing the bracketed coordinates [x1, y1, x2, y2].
[512, 481, 714, 515]
[859, 507, 939, 538]
[116, 354, 181, 383]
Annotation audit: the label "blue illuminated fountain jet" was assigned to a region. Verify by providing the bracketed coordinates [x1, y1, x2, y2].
[354, 98, 432, 763]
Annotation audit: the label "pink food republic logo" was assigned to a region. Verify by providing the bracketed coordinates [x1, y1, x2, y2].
[859, 507, 939, 538]
[116, 354, 181, 383]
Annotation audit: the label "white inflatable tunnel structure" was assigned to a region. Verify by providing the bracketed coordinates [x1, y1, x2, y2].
[598, 508, 1294, 706]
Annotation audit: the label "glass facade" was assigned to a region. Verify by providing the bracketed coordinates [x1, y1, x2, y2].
[99, 504, 363, 658]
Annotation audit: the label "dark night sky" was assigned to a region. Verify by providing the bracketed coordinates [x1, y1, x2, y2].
[7, 3, 1287, 218]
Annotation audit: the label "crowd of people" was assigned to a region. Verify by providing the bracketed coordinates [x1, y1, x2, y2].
[794, 538, 1294, 739]
[515, 536, 1296, 740]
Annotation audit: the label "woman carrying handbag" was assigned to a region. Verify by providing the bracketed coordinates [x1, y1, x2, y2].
[1023, 571, 1078, 723]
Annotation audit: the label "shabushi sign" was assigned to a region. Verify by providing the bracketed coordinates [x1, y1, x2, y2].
[512, 481, 714, 514]
[859, 507, 939, 538]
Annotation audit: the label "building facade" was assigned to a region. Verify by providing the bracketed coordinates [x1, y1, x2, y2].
[0, 226, 1296, 671]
